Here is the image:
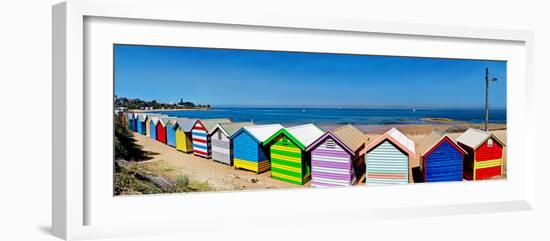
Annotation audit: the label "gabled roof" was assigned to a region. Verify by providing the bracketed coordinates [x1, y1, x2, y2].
[230, 124, 284, 143]
[306, 124, 366, 154]
[147, 115, 168, 123]
[365, 127, 416, 156]
[456, 128, 506, 149]
[174, 119, 199, 132]
[417, 129, 466, 157]
[127, 113, 135, 119]
[263, 123, 324, 150]
[195, 118, 232, 132]
[159, 117, 178, 126]
[210, 122, 255, 137]
[287, 124, 325, 148]
[332, 124, 365, 152]
[149, 116, 164, 125]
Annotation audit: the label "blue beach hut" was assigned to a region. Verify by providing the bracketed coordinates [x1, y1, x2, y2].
[148, 116, 162, 140]
[127, 113, 135, 131]
[165, 117, 184, 147]
[136, 114, 147, 135]
[417, 129, 466, 182]
[229, 124, 283, 173]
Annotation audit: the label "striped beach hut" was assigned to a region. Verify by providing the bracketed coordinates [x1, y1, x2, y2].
[230, 124, 283, 173]
[417, 129, 466, 182]
[191, 118, 232, 158]
[306, 124, 366, 187]
[209, 122, 255, 165]
[457, 128, 505, 180]
[163, 117, 180, 147]
[364, 127, 416, 185]
[174, 119, 198, 153]
[155, 117, 171, 144]
[263, 124, 325, 185]
[135, 114, 147, 135]
[127, 113, 135, 131]
[145, 114, 164, 137]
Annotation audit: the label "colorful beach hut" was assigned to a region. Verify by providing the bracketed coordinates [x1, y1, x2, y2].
[136, 114, 147, 135]
[174, 119, 198, 153]
[164, 117, 180, 147]
[209, 122, 255, 165]
[148, 116, 163, 141]
[306, 124, 366, 187]
[456, 128, 505, 180]
[263, 124, 325, 185]
[191, 118, 232, 158]
[364, 127, 416, 185]
[145, 114, 164, 137]
[155, 117, 171, 144]
[417, 129, 466, 182]
[127, 113, 135, 131]
[230, 124, 283, 173]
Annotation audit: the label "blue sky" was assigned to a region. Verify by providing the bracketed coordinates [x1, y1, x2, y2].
[114, 45, 507, 109]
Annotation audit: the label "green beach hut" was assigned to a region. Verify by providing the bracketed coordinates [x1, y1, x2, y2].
[263, 123, 324, 185]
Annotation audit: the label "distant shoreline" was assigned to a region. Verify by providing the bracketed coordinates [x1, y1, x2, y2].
[130, 108, 211, 113]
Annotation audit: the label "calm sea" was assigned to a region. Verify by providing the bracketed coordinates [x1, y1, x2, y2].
[156, 108, 506, 126]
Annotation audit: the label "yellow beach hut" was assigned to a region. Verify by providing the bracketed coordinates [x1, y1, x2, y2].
[174, 119, 198, 153]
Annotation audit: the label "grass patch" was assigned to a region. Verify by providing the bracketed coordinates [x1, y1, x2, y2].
[173, 175, 215, 192]
[114, 162, 163, 195]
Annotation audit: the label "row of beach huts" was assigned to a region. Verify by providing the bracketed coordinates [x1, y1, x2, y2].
[122, 112, 505, 187]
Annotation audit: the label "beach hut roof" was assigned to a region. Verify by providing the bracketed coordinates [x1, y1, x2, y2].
[196, 118, 232, 132]
[231, 124, 284, 143]
[365, 127, 416, 156]
[456, 128, 506, 149]
[287, 124, 325, 148]
[331, 124, 366, 152]
[306, 124, 365, 155]
[417, 129, 466, 157]
[264, 123, 324, 150]
[159, 117, 178, 126]
[127, 112, 135, 119]
[174, 118, 198, 132]
[210, 122, 255, 136]
[149, 116, 164, 125]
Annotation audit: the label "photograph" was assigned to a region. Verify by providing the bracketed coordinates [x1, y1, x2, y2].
[113, 44, 507, 195]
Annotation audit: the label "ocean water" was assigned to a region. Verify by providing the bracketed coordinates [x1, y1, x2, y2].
[157, 108, 506, 126]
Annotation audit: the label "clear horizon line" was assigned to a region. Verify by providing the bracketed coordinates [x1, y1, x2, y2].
[211, 105, 507, 110]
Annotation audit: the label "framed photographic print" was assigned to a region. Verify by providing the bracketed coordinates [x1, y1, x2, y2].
[52, 0, 535, 240]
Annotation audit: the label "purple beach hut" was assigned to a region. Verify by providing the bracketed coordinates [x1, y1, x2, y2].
[306, 124, 366, 187]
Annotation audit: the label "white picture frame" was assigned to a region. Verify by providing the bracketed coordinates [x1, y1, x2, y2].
[52, 0, 535, 240]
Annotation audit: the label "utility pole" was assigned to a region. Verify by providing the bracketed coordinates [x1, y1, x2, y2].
[484, 68, 498, 131]
[485, 68, 489, 131]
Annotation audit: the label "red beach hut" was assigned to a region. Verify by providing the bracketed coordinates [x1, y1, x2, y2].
[456, 128, 505, 180]
[156, 118, 168, 144]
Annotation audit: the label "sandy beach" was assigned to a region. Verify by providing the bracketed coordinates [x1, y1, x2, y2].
[128, 123, 506, 192]
[132, 133, 306, 192]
